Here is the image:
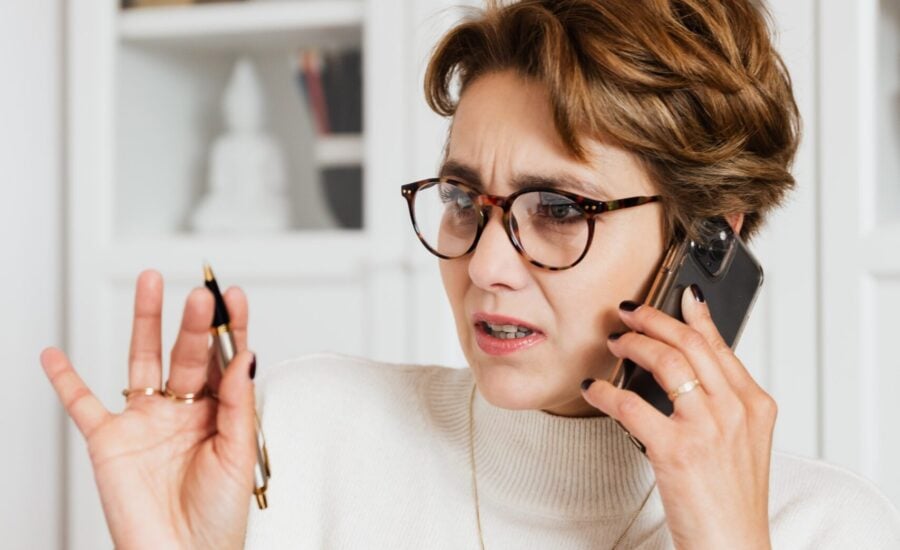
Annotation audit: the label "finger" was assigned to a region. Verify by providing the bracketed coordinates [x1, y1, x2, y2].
[206, 286, 248, 395]
[214, 350, 258, 483]
[581, 378, 674, 451]
[167, 288, 215, 395]
[40, 347, 110, 438]
[224, 286, 249, 351]
[606, 331, 709, 416]
[680, 285, 762, 397]
[128, 270, 164, 390]
[617, 299, 732, 397]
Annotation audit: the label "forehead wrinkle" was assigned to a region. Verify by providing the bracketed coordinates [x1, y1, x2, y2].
[437, 157, 614, 199]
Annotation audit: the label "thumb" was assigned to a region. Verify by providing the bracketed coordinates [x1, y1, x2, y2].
[214, 350, 257, 482]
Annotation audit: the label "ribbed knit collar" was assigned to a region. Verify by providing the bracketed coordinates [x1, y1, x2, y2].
[427, 366, 658, 521]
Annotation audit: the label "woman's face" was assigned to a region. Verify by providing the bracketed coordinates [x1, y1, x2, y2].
[439, 70, 666, 417]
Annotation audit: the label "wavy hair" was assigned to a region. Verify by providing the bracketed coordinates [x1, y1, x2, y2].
[424, 0, 801, 243]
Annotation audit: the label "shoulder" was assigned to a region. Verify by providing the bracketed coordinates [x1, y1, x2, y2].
[256, 351, 430, 388]
[769, 450, 900, 548]
[256, 351, 464, 391]
[254, 351, 469, 418]
[251, 352, 472, 480]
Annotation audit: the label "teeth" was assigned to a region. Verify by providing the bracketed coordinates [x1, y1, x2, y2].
[483, 321, 533, 338]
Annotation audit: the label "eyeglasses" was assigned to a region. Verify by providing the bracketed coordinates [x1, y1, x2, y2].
[400, 177, 661, 270]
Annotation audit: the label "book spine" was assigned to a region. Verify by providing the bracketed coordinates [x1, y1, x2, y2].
[304, 50, 331, 135]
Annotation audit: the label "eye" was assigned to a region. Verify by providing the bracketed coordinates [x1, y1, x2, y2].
[534, 193, 582, 223]
[438, 184, 473, 209]
[544, 204, 576, 219]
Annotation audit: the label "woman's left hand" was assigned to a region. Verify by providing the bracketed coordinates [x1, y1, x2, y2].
[581, 285, 777, 550]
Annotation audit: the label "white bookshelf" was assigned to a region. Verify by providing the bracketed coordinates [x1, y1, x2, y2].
[113, 1, 368, 237]
[65, 1, 449, 547]
[119, 1, 364, 50]
[118, 0, 365, 41]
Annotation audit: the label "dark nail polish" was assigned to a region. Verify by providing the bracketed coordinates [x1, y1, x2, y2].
[619, 300, 640, 312]
[581, 378, 596, 391]
[249, 354, 256, 380]
[690, 283, 705, 303]
[608, 331, 625, 341]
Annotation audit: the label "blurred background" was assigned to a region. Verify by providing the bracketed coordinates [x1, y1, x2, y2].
[1, 0, 897, 547]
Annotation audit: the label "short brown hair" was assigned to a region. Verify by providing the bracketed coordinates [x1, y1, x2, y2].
[424, 0, 801, 243]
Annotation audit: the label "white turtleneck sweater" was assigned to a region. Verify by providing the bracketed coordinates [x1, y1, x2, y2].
[243, 352, 900, 549]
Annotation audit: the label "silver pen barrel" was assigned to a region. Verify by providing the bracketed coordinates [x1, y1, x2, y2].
[213, 326, 271, 509]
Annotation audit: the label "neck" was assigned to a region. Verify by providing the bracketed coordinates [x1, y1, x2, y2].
[540, 398, 610, 418]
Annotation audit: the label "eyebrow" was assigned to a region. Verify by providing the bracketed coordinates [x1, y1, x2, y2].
[437, 159, 610, 199]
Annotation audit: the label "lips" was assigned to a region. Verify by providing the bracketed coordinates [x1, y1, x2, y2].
[472, 311, 546, 356]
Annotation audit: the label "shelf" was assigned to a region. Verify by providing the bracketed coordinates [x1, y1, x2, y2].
[119, 1, 364, 51]
[102, 230, 371, 282]
[315, 133, 363, 167]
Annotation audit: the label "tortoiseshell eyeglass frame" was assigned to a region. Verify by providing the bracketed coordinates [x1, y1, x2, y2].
[400, 177, 662, 271]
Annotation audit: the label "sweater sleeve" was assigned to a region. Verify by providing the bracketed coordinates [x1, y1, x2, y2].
[769, 451, 900, 549]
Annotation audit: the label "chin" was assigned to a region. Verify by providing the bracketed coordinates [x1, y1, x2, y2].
[464, 345, 611, 417]
[467, 356, 558, 411]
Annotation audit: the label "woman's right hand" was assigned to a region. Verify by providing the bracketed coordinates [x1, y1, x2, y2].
[40, 269, 258, 550]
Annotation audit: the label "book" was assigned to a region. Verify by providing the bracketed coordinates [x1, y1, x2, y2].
[296, 48, 362, 135]
[299, 50, 331, 135]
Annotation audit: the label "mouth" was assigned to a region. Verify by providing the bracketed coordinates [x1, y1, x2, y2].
[472, 312, 546, 355]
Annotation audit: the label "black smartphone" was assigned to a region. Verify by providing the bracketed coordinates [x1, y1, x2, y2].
[608, 217, 764, 453]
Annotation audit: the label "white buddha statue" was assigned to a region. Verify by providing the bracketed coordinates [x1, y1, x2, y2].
[190, 56, 292, 233]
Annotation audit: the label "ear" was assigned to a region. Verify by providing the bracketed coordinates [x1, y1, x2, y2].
[725, 213, 744, 236]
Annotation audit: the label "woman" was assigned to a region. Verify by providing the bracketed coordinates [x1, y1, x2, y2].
[40, 0, 900, 548]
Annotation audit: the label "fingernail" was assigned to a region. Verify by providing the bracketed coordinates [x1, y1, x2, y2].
[608, 331, 625, 341]
[581, 378, 596, 391]
[249, 354, 256, 380]
[619, 300, 640, 312]
[689, 283, 705, 303]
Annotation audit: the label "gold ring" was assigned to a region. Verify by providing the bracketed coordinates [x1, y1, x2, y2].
[163, 382, 208, 404]
[122, 387, 162, 400]
[667, 378, 702, 401]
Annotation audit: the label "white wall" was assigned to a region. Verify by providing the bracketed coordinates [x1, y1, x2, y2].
[0, 1, 65, 548]
[818, 0, 900, 506]
[735, 0, 820, 458]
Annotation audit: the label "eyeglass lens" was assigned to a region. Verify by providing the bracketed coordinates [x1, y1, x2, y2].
[412, 181, 590, 268]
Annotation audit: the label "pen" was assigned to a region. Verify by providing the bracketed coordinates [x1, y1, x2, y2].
[203, 262, 272, 510]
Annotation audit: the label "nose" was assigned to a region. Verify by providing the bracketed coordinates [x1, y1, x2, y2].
[467, 206, 530, 291]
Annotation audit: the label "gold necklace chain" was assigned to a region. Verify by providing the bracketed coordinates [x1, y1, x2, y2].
[468, 383, 656, 550]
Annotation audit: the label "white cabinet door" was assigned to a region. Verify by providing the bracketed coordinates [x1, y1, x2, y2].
[820, 0, 900, 508]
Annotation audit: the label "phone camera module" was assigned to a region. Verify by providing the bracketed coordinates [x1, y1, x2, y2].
[690, 218, 735, 278]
